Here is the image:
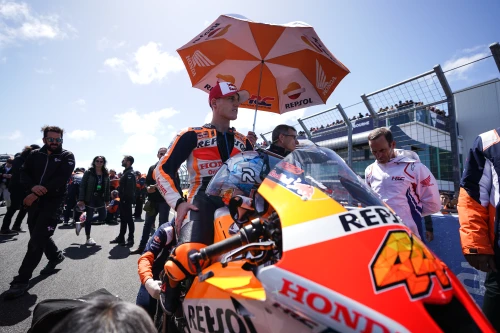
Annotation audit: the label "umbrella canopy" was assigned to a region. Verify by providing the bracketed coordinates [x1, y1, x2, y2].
[177, 14, 350, 117]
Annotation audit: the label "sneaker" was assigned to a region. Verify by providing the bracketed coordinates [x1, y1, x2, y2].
[110, 237, 125, 245]
[4, 283, 29, 300]
[0, 229, 19, 236]
[11, 227, 27, 233]
[124, 240, 134, 247]
[40, 254, 65, 275]
[85, 238, 96, 246]
[129, 247, 144, 255]
[75, 222, 84, 236]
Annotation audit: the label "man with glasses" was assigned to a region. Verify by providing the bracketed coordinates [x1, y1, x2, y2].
[110, 155, 136, 247]
[4, 126, 75, 300]
[130, 147, 171, 254]
[267, 124, 299, 157]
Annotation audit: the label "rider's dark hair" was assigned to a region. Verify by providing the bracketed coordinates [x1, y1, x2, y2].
[41, 125, 64, 138]
[49, 297, 156, 333]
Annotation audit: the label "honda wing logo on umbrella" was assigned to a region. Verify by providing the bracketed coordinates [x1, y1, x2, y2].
[316, 59, 337, 96]
[186, 50, 215, 77]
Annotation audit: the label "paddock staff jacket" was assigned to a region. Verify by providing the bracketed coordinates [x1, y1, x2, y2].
[119, 167, 136, 204]
[458, 128, 500, 256]
[155, 124, 253, 210]
[365, 149, 441, 237]
[20, 145, 75, 198]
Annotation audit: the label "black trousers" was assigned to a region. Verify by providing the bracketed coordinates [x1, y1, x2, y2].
[1, 191, 27, 230]
[118, 201, 134, 241]
[482, 270, 500, 331]
[12, 198, 64, 284]
[134, 197, 144, 218]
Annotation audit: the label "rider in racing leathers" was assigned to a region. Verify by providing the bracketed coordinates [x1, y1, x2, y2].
[155, 81, 256, 314]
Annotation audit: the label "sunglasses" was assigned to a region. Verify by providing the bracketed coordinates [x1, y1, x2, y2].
[282, 134, 298, 139]
[95, 160, 104, 163]
[45, 137, 63, 143]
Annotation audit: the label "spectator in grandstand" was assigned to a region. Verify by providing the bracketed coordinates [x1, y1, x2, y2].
[267, 124, 299, 157]
[0, 145, 40, 235]
[457, 127, 500, 331]
[49, 296, 156, 333]
[110, 155, 136, 247]
[77, 156, 110, 246]
[365, 127, 441, 238]
[130, 147, 171, 255]
[358, 112, 364, 119]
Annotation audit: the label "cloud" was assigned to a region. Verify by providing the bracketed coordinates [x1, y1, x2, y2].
[66, 129, 96, 141]
[35, 67, 52, 74]
[0, 1, 75, 45]
[75, 98, 86, 106]
[104, 42, 184, 84]
[443, 47, 489, 81]
[114, 107, 180, 154]
[0, 56, 5, 63]
[204, 107, 307, 136]
[97, 37, 127, 51]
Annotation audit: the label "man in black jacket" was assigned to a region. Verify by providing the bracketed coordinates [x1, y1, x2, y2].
[130, 147, 171, 254]
[267, 124, 298, 157]
[110, 155, 136, 247]
[0, 144, 40, 235]
[4, 126, 75, 300]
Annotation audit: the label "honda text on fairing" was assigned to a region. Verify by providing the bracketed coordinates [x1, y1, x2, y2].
[160, 146, 492, 333]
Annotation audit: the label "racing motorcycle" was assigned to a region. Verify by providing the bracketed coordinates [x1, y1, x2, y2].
[159, 145, 493, 333]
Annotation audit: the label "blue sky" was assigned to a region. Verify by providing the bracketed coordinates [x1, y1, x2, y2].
[1, 0, 499, 173]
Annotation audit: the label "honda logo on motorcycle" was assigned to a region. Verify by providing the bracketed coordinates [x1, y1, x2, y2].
[370, 230, 451, 299]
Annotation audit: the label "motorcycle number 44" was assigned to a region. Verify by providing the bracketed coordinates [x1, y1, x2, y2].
[370, 230, 451, 299]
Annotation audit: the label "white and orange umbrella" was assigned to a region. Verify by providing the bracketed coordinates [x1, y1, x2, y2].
[177, 14, 350, 130]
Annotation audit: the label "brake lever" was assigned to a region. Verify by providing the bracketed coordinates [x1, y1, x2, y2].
[220, 241, 275, 267]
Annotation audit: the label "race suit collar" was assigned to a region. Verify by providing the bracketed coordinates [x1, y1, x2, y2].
[203, 123, 236, 134]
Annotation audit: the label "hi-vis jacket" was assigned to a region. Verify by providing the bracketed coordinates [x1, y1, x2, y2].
[155, 124, 253, 209]
[458, 128, 500, 256]
[365, 149, 441, 237]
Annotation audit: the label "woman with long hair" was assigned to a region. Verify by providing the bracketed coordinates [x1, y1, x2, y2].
[77, 156, 110, 245]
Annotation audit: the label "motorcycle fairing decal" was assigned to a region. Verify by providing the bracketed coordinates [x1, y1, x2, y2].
[281, 206, 403, 252]
[186, 261, 266, 300]
[258, 178, 347, 228]
[369, 229, 452, 300]
[257, 266, 411, 333]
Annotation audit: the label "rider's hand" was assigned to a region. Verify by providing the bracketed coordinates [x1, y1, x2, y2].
[247, 131, 257, 146]
[23, 193, 38, 207]
[425, 231, 434, 243]
[144, 279, 162, 300]
[31, 185, 47, 196]
[175, 201, 198, 231]
[465, 254, 497, 272]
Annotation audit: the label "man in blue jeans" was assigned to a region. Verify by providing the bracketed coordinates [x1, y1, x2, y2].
[130, 147, 171, 254]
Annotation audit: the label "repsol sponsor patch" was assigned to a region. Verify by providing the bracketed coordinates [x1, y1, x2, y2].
[338, 206, 400, 233]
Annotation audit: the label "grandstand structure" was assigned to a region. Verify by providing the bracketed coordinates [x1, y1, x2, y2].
[260, 42, 500, 195]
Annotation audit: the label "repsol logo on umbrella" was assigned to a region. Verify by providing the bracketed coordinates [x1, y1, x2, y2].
[285, 97, 313, 109]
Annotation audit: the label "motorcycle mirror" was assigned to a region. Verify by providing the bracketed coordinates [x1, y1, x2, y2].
[254, 192, 268, 215]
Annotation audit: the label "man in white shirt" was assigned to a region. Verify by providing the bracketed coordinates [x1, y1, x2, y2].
[364, 128, 441, 238]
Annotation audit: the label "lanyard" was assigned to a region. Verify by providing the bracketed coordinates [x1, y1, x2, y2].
[223, 132, 231, 159]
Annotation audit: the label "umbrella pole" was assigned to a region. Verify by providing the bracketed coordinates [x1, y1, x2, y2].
[252, 60, 264, 133]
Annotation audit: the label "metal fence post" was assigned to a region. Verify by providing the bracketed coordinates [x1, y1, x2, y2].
[361, 94, 378, 118]
[434, 64, 461, 194]
[297, 118, 313, 139]
[490, 42, 500, 73]
[336, 103, 352, 167]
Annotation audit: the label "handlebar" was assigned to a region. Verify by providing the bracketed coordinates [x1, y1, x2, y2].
[190, 218, 263, 266]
